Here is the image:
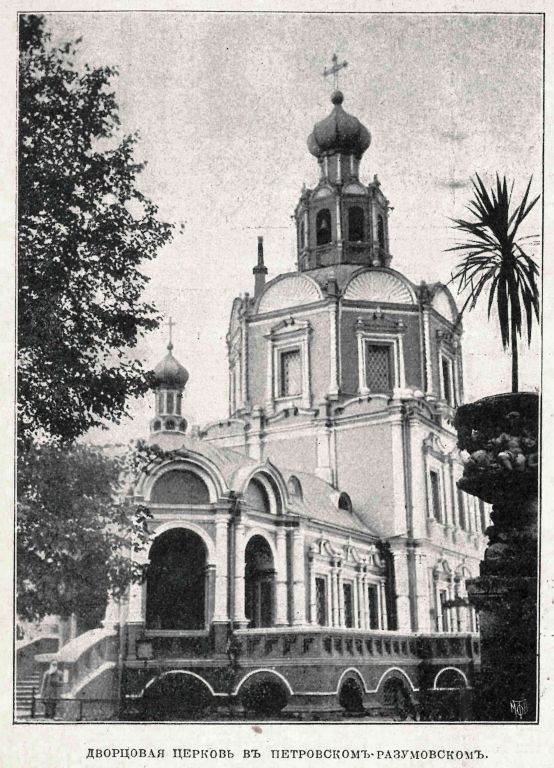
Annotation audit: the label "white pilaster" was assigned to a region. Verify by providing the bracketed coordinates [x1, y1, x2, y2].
[291, 527, 306, 625]
[331, 564, 339, 627]
[328, 302, 339, 396]
[275, 527, 288, 625]
[423, 308, 433, 396]
[352, 575, 359, 628]
[337, 568, 344, 627]
[356, 572, 365, 629]
[380, 582, 388, 630]
[434, 578, 442, 632]
[240, 316, 248, 410]
[391, 547, 412, 631]
[360, 573, 369, 629]
[335, 195, 342, 241]
[128, 580, 146, 624]
[376, 581, 383, 629]
[265, 338, 273, 411]
[356, 326, 368, 395]
[213, 518, 229, 622]
[233, 522, 247, 625]
[308, 554, 317, 625]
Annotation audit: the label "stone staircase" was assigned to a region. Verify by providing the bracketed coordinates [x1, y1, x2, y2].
[15, 670, 42, 719]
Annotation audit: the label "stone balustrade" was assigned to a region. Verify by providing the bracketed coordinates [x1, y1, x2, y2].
[55, 627, 118, 695]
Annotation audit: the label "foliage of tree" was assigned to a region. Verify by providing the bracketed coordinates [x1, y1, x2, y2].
[17, 14, 174, 625]
[18, 14, 172, 446]
[449, 174, 540, 392]
[17, 441, 152, 626]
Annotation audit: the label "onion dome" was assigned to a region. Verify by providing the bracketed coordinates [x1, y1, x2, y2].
[307, 91, 371, 159]
[153, 342, 189, 388]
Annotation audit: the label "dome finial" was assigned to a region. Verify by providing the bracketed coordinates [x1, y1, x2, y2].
[166, 316, 176, 352]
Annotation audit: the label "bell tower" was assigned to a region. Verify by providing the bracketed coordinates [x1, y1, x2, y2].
[295, 83, 392, 272]
[150, 319, 189, 435]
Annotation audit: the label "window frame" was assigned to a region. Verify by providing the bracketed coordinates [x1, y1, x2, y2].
[315, 575, 327, 626]
[278, 347, 302, 398]
[266, 319, 312, 412]
[357, 329, 406, 396]
[440, 352, 457, 406]
[428, 468, 443, 523]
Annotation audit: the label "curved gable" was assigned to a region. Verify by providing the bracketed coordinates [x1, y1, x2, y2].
[257, 274, 322, 314]
[432, 286, 458, 324]
[343, 269, 416, 304]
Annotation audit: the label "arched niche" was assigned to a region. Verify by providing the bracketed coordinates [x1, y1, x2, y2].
[150, 469, 210, 505]
[242, 470, 284, 515]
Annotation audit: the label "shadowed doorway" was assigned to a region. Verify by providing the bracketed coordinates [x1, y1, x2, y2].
[146, 529, 207, 629]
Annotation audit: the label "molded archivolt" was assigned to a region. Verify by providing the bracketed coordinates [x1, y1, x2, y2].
[228, 297, 243, 338]
[257, 274, 323, 314]
[432, 286, 458, 324]
[343, 269, 416, 305]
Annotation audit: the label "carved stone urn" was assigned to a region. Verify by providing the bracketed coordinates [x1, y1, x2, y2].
[454, 392, 538, 721]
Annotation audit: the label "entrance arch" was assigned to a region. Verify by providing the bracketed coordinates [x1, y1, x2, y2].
[245, 535, 275, 628]
[143, 671, 213, 720]
[146, 528, 208, 629]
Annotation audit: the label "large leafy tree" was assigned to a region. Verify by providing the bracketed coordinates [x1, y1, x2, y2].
[449, 174, 540, 392]
[17, 15, 172, 625]
[17, 442, 151, 627]
[18, 14, 172, 445]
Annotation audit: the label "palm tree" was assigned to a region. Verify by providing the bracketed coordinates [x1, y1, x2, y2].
[448, 174, 540, 392]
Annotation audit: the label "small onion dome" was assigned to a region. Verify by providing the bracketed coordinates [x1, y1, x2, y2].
[307, 90, 371, 159]
[153, 342, 189, 388]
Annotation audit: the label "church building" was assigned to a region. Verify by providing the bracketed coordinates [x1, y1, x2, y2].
[46, 80, 489, 720]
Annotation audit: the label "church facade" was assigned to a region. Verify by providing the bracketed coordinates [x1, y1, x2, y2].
[51, 87, 488, 720]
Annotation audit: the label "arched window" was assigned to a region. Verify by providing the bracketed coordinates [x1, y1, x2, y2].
[288, 475, 303, 500]
[151, 469, 210, 505]
[338, 492, 352, 513]
[316, 208, 332, 246]
[299, 220, 305, 250]
[245, 535, 275, 628]
[377, 214, 385, 249]
[348, 206, 364, 242]
[165, 419, 175, 430]
[152, 419, 161, 432]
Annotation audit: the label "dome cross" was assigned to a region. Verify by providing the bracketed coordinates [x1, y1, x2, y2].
[165, 316, 176, 350]
[323, 53, 348, 91]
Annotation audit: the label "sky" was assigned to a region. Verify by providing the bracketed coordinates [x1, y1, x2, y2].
[43, 11, 543, 445]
